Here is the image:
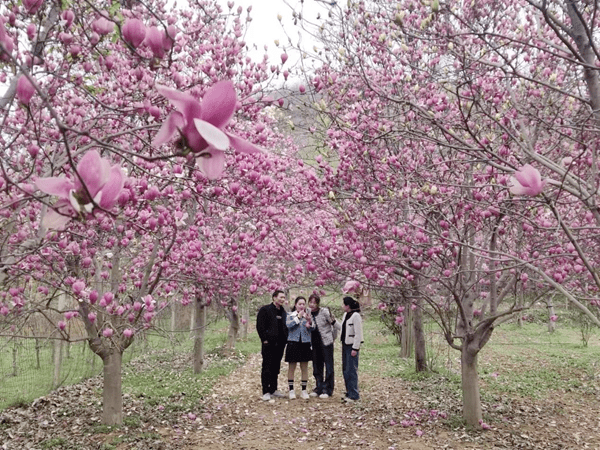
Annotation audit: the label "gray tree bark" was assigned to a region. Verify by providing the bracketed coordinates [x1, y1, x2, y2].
[193, 298, 207, 374]
[102, 351, 123, 426]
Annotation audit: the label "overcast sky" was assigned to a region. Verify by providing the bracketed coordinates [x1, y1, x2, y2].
[216, 0, 328, 63]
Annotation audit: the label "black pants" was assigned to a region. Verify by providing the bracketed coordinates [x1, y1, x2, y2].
[312, 342, 335, 395]
[261, 342, 286, 394]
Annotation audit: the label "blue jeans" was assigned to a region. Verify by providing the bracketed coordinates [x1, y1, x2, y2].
[342, 344, 359, 400]
[312, 343, 335, 395]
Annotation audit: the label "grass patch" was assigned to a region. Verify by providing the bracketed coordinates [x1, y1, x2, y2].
[122, 319, 260, 414]
[359, 314, 599, 411]
[40, 437, 69, 448]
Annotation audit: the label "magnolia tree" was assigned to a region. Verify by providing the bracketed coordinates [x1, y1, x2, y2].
[0, 0, 308, 425]
[281, 0, 600, 426]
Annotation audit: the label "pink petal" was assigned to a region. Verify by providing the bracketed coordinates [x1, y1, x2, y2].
[227, 133, 264, 154]
[509, 177, 529, 195]
[200, 80, 236, 128]
[514, 164, 538, 188]
[156, 84, 201, 119]
[16, 75, 35, 105]
[152, 111, 185, 147]
[41, 200, 75, 230]
[194, 119, 230, 150]
[510, 165, 545, 196]
[75, 150, 111, 197]
[35, 177, 73, 198]
[197, 150, 225, 180]
[98, 165, 125, 209]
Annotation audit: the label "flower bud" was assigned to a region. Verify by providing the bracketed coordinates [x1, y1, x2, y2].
[122, 18, 146, 48]
[16, 75, 35, 105]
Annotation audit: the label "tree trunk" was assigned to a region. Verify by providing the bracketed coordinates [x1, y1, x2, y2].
[12, 344, 18, 377]
[461, 346, 482, 427]
[102, 351, 123, 425]
[413, 299, 427, 372]
[241, 303, 249, 340]
[35, 339, 41, 369]
[547, 300, 556, 333]
[53, 293, 67, 388]
[225, 309, 239, 352]
[400, 305, 413, 358]
[193, 300, 207, 374]
[171, 303, 177, 333]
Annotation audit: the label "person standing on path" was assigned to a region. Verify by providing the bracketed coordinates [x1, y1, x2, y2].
[340, 296, 363, 402]
[308, 293, 340, 399]
[256, 290, 288, 401]
[285, 296, 315, 399]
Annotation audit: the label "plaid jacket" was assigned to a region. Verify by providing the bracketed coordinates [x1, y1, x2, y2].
[313, 307, 340, 347]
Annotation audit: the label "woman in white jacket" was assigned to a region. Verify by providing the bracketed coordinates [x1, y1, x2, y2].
[340, 296, 363, 402]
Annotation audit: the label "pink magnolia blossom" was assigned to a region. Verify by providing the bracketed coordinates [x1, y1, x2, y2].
[23, 0, 44, 14]
[342, 279, 360, 294]
[27, 23, 36, 40]
[57, 320, 67, 330]
[102, 328, 114, 337]
[91, 17, 114, 36]
[509, 164, 546, 196]
[122, 19, 146, 48]
[61, 10, 75, 28]
[144, 26, 171, 58]
[123, 328, 134, 338]
[35, 150, 125, 229]
[72, 280, 86, 294]
[550, 315, 558, 322]
[479, 419, 491, 430]
[153, 81, 263, 179]
[16, 75, 35, 105]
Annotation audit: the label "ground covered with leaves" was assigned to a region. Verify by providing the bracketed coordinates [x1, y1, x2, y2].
[1, 323, 599, 449]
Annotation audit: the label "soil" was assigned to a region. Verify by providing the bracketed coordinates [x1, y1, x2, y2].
[183, 353, 600, 450]
[1, 351, 600, 449]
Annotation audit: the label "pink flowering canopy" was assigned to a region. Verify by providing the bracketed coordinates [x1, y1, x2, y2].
[153, 81, 263, 179]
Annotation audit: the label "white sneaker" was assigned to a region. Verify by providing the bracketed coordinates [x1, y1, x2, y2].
[309, 392, 318, 398]
[319, 393, 329, 399]
[271, 390, 285, 398]
[289, 390, 296, 400]
[261, 393, 271, 401]
[301, 391, 310, 400]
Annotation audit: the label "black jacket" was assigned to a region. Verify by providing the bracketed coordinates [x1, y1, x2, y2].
[256, 303, 288, 345]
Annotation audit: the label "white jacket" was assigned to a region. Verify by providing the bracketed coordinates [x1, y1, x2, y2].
[341, 311, 363, 351]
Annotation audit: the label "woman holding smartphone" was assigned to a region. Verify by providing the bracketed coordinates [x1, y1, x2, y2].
[285, 296, 315, 399]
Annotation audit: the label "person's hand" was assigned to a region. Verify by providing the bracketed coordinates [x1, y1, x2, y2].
[298, 311, 305, 319]
[351, 349, 358, 357]
[263, 340, 268, 344]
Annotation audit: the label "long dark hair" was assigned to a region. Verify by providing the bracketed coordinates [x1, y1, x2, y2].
[291, 296, 307, 312]
[343, 296, 361, 312]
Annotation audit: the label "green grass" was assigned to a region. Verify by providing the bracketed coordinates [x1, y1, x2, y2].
[364, 314, 600, 403]
[0, 315, 259, 412]
[40, 437, 69, 449]
[0, 340, 103, 410]
[122, 320, 260, 414]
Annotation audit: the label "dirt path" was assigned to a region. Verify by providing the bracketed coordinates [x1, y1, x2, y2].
[182, 352, 600, 450]
[183, 353, 436, 450]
